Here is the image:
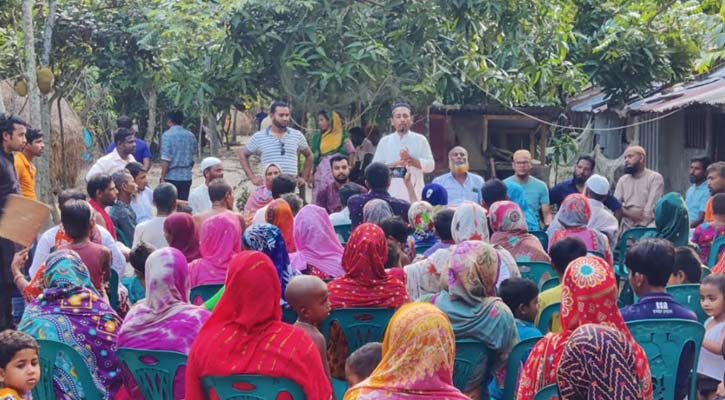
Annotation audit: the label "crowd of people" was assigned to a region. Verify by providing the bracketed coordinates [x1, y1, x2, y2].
[0, 100, 724, 400]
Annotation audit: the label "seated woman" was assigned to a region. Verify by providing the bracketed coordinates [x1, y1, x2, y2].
[489, 200, 550, 263]
[243, 162, 281, 224]
[327, 223, 410, 378]
[18, 249, 122, 399]
[516, 256, 652, 399]
[185, 251, 332, 400]
[164, 212, 201, 262]
[117, 248, 211, 399]
[549, 194, 613, 266]
[432, 241, 517, 400]
[265, 198, 297, 252]
[291, 204, 345, 279]
[408, 200, 439, 250]
[188, 213, 242, 287]
[343, 302, 469, 400]
[643, 192, 691, 247]
[363, 198, 393, 225]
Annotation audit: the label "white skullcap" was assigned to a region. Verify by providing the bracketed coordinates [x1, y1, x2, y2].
[200, 157, 222, 172]
[585, 174, 610, 196]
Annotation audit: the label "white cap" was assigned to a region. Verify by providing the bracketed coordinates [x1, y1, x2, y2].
[200, 157, 222, 172]
[585, 174, 610, 196]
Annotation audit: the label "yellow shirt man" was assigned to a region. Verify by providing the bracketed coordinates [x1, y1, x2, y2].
[14, 151, 36, 200]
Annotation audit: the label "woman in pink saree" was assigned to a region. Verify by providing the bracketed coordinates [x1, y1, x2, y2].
[188, 212, 242, 287]
[291, 204, 345, 279]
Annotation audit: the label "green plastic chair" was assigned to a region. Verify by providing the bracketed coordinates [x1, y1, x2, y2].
[502, 336, 542, 400]
[708, 235, 725, 266]
[282, 307, 298, 324]
[201, 374, 305, 400]
[627, 318, 705, 400]
[451, 338, 493, 392]
[332, 378, 348, 400]
[415, 243, 434, 255]
[537, 302, 560, 334]
[666, 284, 707, 323]
[540, 277, 559, 292]
[334, 224, 352, 245]
[702, 266, 712, 279]
[617, 279, 636, 308]
[116, 348, 187, 400]
[190, 284, 224, 306]
[109, 269, 120, 312]
[615, 227, 657, 277]
[530, 230, 549, 250]
[33, 339, 104, 400]
[518, 261, 556, 290]
[533, 383, 560, 400]
[320, 308, 395, 354]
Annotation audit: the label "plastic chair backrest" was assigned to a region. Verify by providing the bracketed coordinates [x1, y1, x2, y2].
[587, 250, 605, 259]
[116, 348, 187, 400]
[626, 318, 705, 400]
[190, 284, 224, 306]
[33, 339, 104, 400]
[533, 383, 560, 400]
[616, 227, 657, 273]
[541, 277, 559, 292]
[282, 307, 298, 324]
[702, 266, 712, 279]
[334, 224, 352, 245]
[617, 279, 635, 308]
[109, 269, 120, 312]
[537, 302, 560, 334]
[530, 230, 548, 250]
[415, 243, 433, 255]
[502, 335, 542, 400]
[708, 235, 725, 266]
[201, 374, 305, 400]
[666, 284, 707, 323]
[518, 262, 556, 289]
[320, 308, 395, 354]
[452, 338, 493, 391]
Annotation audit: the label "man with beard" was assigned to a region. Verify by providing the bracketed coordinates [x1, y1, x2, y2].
[504, 149, 552, 229]
[86, 128, 137, 181]
[685, 156, 711, 228]
[372, 103, 434, 201]
[188, 157, 224, 214]
[432, 146, 484, 206]
[549, 155, 621, 213]
[240, 100, 313, 188]
[315, 155, 366, 213]
[614, 145, 664, 231]
[703, 161, 725, 223]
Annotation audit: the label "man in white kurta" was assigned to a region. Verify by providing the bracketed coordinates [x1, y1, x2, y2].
[372, 103, 434, 201]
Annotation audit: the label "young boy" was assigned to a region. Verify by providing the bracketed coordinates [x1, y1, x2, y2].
[669, 246, 703, 285]
[344, 342, 382, 387]
[499, 278, 543, 340]
[122, 243, 155, 304]
[284, 275, 332, 380]
[0, 330, 40, 400]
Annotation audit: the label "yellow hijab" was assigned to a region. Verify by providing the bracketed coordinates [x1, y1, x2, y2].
[320, 111, 344, 155]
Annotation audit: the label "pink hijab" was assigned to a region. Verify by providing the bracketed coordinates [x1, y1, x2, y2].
[164, 213, 201, 262]
[188, 213, 242, 287]
[291, 204, 345, 277]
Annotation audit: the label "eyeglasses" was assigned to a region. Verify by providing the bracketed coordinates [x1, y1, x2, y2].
[279, 140, 285, 156]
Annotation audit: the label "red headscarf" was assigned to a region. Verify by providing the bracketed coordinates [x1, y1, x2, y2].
[516, 256, 652, 400]
[265, 199, 296, 252]
[163, 213, 201, 262]
[328, 223, 409, 309]
[184, 251, 332, 400]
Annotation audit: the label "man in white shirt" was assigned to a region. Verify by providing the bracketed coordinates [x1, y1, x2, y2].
[86, 128, 136, 180]
[372, 103, 434, 201]
[133, 183, 177, 249]
[188, 157, 224, 214]
[432, 146, 484, 206]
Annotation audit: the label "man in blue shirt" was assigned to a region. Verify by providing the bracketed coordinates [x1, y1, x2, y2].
[159, 111, 197, 200]
[348, 162, 410, 228]
[431, 146, 484, 206]
[503, 149, 552, 229]
[549, 155, 621, 213]
[685, 156, 711, 228]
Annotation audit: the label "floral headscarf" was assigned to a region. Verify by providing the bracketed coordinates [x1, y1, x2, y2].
[451, 201, 489, 243]
[408, 201, 436, 244]
[243, 223, 295, 303]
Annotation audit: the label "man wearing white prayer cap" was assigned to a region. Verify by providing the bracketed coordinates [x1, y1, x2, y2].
[188, 157, 224, 214]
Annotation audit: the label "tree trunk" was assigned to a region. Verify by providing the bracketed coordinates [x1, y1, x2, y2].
[145, 87, 157, 143]
[208, 113, 219, 156]
[21, 0, 41, 128]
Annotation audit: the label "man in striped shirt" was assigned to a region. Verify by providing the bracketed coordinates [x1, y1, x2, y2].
[240, 101, 313, 188]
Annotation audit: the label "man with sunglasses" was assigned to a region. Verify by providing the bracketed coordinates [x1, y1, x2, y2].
[240, 101, 313, 189]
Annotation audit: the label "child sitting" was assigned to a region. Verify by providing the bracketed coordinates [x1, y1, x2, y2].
[668, 246, 703, 285]
[0, 330, 40, 400]
[344, 342, 382, 387]
[693, 193, 725, 264]
[285, 275, 332, 380]
[499, 278, 543, 340]
[122, 243, 155, 304]
[698, 274, 725, 400]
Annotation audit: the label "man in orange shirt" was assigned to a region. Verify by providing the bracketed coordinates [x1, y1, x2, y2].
[13, 128, 44, 200]
[705, 162, 725, 223]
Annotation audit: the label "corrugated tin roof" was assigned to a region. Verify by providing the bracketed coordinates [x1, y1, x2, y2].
[626, 76, 725, 113]
[568, 91, 610, 113]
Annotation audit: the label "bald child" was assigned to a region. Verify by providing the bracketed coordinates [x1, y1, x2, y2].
[285, 275, 332, 380]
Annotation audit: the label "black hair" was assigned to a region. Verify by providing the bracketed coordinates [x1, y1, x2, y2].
[87, 173, 113, 200]
[271, 174, 297, 199]
[434, 209, 455, 241]
[702, 274, 725, 296]
[576, 155, 596, 170]
[117, 115, 133, 129]
[316, 110, 329, 121]
[499, 278, 539, 316]
[176, 204, 193, 214]
[125, 161, 146, 178]
[0, 114, 27, 137]
[390, 102, 412, 114]
[345, 342, 382, 381]
[0, 329, 38, 369]
[60, 199, 92, 240]
[339, 183, 364, 208]
[626, 238, 675, 287]
[349, 127, 364, 146]
[58, 189, 86, 211]
[673, 246, 703, 284]
[329, 154, 349, 168]
[481, 179, 508, 206]
[129, 243, 155, 277]
[712, 193, 725, 215]
[24, 127, 43, 143]
[281, 193, 304, 215]
[111, 170, 133, 192]
[385, 241, 400, 269]
[113, 128, 134, 145]
[153, 183, 178, 213]
[549, 237, 588, 274]
[208, 178, 232, 203]
[691, 156, 711, 170]
[166, 111, 184, 125]
[270, 100, 289, 114]
[379, 216, 408, 244]
[364, 162, 390, 191]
